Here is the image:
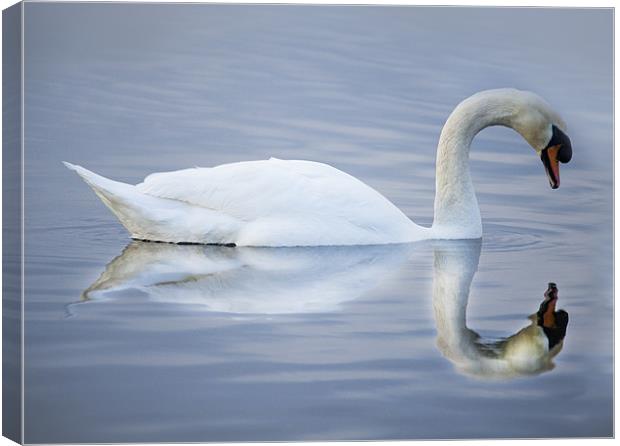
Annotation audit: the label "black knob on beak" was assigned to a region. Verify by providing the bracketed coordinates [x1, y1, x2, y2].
[548, 125, 572, 164]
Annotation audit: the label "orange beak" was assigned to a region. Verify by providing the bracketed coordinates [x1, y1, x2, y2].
[541, 145, 562, 189]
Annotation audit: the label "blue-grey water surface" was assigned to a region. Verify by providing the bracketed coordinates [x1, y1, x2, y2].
[22, 4, 612, 442]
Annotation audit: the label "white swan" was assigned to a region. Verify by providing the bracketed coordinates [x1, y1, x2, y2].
[64, 88, 572, 247]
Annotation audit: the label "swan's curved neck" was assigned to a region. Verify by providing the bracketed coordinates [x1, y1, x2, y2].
[432, 93, 519, 238]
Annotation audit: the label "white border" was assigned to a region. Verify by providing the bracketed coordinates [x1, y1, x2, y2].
[0, 1, 615, 446]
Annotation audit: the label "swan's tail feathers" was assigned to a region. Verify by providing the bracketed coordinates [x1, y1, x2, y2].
[63, 162, 133, 197]
[63, 162, 240, 244]
[63, 161, 156, 237]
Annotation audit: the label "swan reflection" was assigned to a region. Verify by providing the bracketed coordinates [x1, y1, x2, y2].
[433, 239, 569, 379]
[80, 241, 413, 314]
[79, 239, 568, 378]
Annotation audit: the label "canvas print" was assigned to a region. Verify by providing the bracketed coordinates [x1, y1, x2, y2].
[2, 2, 613, 443]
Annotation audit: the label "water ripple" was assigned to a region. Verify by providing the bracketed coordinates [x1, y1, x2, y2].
[482, 223, 557, 253]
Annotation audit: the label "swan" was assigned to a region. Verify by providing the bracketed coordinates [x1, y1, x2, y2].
[64, 88, 572, 246]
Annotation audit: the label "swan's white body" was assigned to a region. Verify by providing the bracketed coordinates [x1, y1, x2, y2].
[65, 88, 566, 247]
[65, 159, 423, 246]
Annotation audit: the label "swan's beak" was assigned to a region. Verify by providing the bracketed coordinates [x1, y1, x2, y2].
[541, 145, 562, 189]
[540, 125, 572, 189]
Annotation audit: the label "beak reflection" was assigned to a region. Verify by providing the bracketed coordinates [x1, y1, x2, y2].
[537, 282, 569, 350]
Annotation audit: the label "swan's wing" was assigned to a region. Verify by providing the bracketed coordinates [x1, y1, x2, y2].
[136, 159, 410, 223]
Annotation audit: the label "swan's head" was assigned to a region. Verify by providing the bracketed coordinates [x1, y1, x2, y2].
[508, 90, 573, 189]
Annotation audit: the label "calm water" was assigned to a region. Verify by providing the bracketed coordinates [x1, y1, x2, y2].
[22, 5, 612, 442]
